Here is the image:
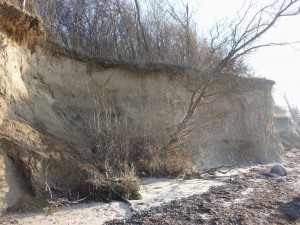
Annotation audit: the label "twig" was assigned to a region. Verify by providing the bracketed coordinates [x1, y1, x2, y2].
[45, 162, 53, 200]
[48, 197, 87, 206]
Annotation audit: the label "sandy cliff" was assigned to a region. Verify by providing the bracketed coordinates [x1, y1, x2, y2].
[0, 13, 282, 213]
[274, 114, 300, 148]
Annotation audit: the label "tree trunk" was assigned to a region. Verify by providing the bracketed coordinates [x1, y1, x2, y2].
[22, 0, 26, 11]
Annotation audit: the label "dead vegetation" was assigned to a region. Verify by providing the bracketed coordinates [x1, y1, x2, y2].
[0, 0, 299, 215]
[108, 149, 300, 225]
[43, 40, 190, 74]
[82, 91, 198, 178]
[0, 2, 43, 44]
[0, 119, 140, 213]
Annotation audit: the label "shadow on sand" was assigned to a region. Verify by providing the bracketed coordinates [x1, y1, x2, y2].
[278, 197, 300, 222]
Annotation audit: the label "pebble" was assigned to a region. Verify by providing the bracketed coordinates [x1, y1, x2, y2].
[270, 164, 287, 176]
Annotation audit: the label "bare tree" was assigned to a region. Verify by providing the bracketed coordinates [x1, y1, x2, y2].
[284, 94, 300, 123]
[162, 0, 300, 151]
[6, 0, 300, 174]
[134, 0, 149, 55]
[34, 0, 300, 171]
[168, 1, 197, 63]
[22, 0, 202, 64]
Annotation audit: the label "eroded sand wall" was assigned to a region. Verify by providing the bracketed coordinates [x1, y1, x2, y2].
[0, 32, 283, 211]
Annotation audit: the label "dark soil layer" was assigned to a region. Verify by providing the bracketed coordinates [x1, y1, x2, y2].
[107, 149, 300, 224]
[0, 2, 43, 44]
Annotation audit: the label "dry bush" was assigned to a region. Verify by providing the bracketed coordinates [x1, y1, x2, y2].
[82, 92, 135, 178]
[76, 90, 142, 201]
[136, 145, 197, 176]
[72, 169, 140, 201]
[42, 160, 140, 204]
[1, 0, 38, 14]
[0, 2, 44, 44]
[0, 120, 141, 212]
[82, 88, 199, 178]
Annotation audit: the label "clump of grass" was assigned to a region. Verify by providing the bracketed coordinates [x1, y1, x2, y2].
[136, 145, 197, 177]
[72, 168, 140, 201]
[0, 2, 44, 44]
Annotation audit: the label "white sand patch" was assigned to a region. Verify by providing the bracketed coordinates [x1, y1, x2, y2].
[8, 178, 222, 225]
[131, 178, 221, 211]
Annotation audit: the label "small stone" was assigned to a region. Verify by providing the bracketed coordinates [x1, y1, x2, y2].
[270, 164, 287, 176]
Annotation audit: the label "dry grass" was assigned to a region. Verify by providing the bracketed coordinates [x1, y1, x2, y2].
[0, 2, 44, 44]
[0, 119, 141, 213]
[82, 90, 199, 178]
[73, 169, 141, 201]
[136, 145, 197, 176]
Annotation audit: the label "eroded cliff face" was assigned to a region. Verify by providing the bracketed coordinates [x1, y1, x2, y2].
[195, 88, 282, 168]
[274, 114, 300, 148]
[0, 32, 282, 212]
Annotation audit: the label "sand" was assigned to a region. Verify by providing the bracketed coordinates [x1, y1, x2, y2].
[2, 177, 223, 224]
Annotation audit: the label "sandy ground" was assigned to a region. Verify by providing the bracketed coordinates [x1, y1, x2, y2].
[108, 148, 300, 224]
[2, 149, 299, 225]
[0, 176, 224, 224]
